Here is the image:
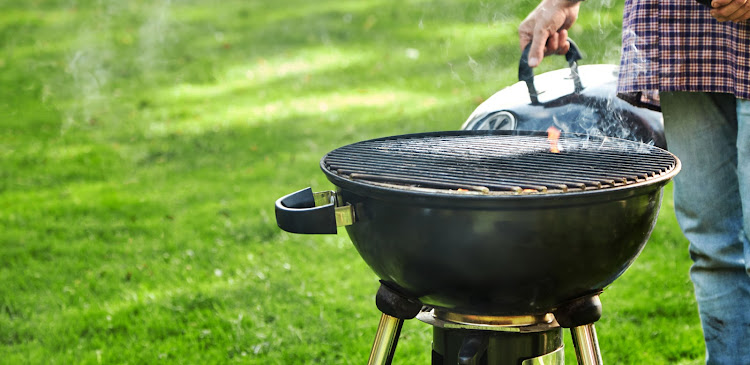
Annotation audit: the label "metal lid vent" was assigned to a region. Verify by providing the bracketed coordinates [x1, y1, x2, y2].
[322, 132, 678, 195]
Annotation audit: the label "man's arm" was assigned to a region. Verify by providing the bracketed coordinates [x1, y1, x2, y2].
[518, 0, 582, 67]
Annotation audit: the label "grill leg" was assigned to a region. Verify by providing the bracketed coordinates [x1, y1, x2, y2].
[367, 313, 403, 365]
[570, 324, 603, 365]
[367, 282, 422, 365]
[553, 295, 604, 365]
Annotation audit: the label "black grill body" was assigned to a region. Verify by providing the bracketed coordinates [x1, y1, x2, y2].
[277, 130, 680, 315]
[314, 131, 679, 314]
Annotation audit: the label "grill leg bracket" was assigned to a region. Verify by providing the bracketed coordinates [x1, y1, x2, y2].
[367, 282, 423, 365]
[553, 294, 604, 365]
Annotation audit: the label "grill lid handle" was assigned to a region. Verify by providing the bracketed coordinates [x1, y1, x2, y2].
[519, 38, 584, 105]
[275, 187, 355, 234]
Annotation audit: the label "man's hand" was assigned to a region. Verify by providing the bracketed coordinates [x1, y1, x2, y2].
[710, 0, 750, 22]
[519, 0, 581, 67]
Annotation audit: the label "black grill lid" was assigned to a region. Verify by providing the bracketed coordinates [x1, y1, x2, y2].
[322, 131, 679, 196]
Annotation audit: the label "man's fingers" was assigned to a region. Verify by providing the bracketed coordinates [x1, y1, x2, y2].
[554, 30, 569, 55]
[729, 6, 750, 21]
[519, 32, 533, 53]
[545, 32, 561, 56]
[525, 30, 571, 67]
[518, 0, 581, 67]
[542, 32, 571, 57]
[528, 31, 549, 67]
[711, 0, 748, 20]
[726, 0, 750, 21]
[711, 0, 733, 7]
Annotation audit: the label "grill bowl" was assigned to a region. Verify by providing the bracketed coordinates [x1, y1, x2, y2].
[278, 130, 680, 315]
[336, 184, 664, 315]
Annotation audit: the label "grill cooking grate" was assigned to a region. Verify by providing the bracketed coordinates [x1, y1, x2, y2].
[322, 133, 678, 194]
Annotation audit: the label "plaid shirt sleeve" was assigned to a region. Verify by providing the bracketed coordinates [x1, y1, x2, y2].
[617, 0, 750, 104]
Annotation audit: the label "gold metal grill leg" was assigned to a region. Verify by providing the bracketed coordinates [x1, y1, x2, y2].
[570, 323, 603, 365]
[367, 313, 404, 365]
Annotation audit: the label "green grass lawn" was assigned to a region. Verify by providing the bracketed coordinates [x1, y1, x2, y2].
[2, 0, 703, 363]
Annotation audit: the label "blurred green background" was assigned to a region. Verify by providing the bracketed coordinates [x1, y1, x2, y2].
[1, 0, 703, 363]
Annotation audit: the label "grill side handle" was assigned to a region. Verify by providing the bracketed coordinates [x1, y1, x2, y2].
[275, 187, 355, 234]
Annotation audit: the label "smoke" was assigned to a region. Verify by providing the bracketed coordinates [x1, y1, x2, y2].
[137, 0, 173, 74]
[59, 0, 174, 133]
[64, 39, 113, 131]
[61, 1, 118, 132]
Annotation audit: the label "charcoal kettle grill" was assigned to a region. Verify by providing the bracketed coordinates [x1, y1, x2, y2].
[275, 130, 679, 364]
[273, 42, 678, 365]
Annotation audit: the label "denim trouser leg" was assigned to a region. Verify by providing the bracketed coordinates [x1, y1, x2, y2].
[660, 92, 750, 364]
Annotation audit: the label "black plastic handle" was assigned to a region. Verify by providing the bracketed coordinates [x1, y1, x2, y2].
[275, 187, 338, 234]
[519, 38, 584, 104]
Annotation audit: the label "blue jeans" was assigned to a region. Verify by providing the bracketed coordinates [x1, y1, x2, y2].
[661, 92, 750, 364]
